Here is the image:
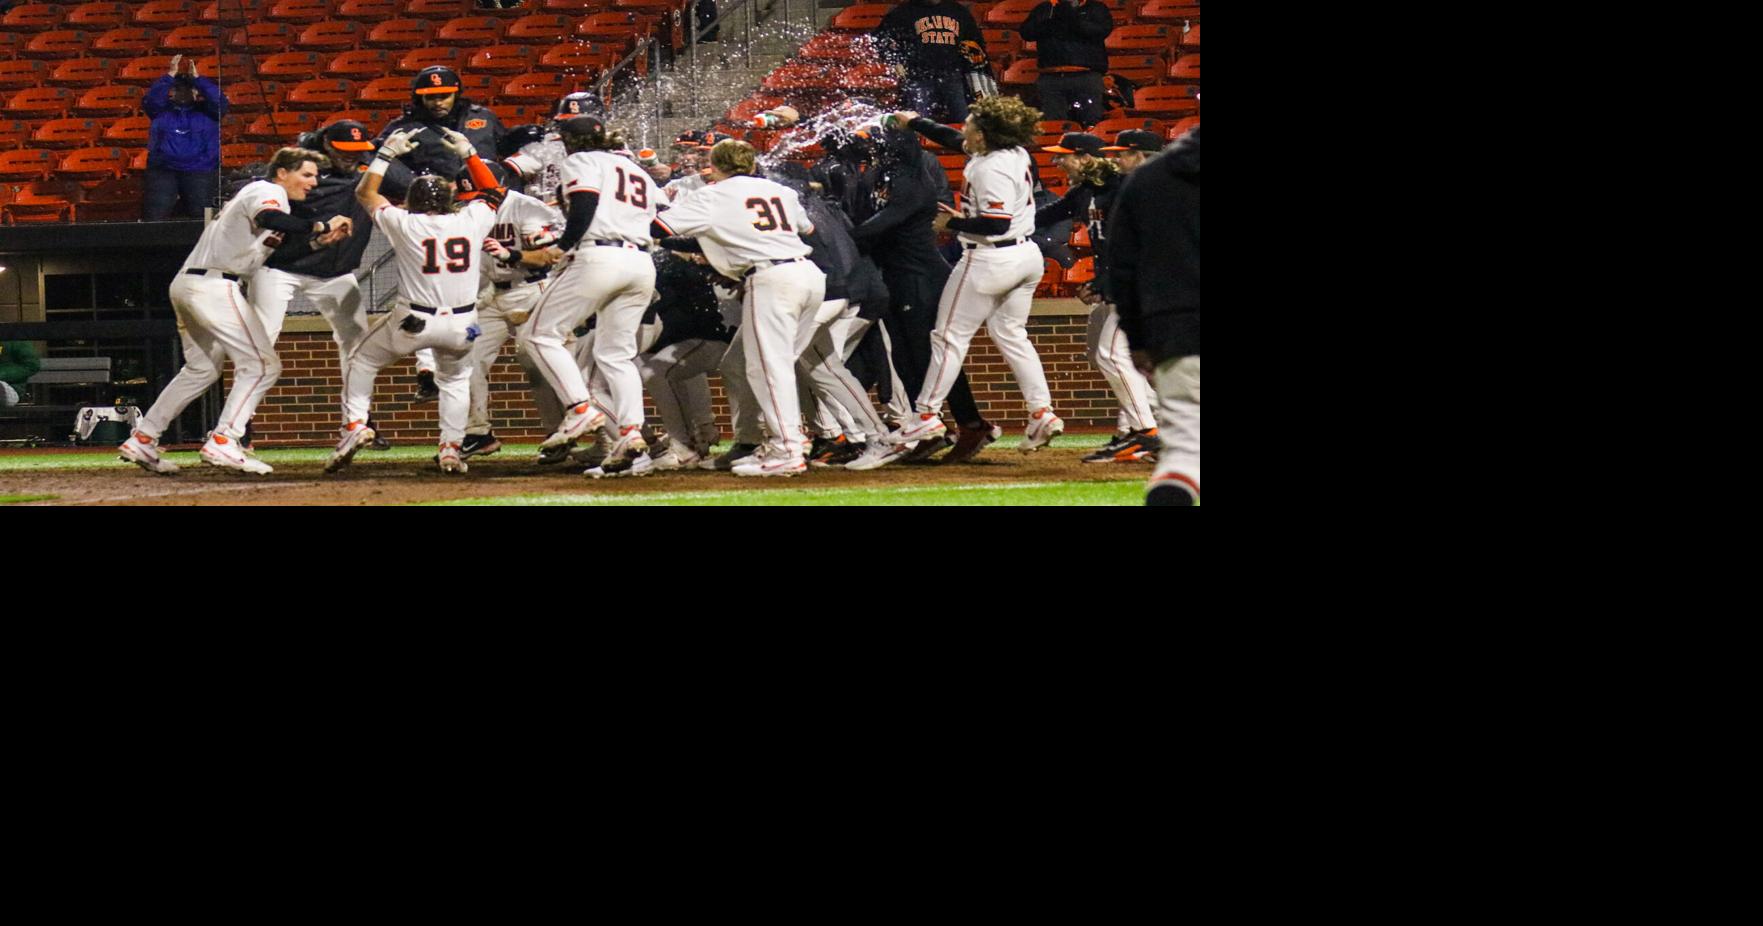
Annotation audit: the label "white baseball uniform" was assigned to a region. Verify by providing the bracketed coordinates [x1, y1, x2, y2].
[466, 189, 562, 438]
[136, 179, 291, 447]
[917, 146, 1053, 418]
[503, 134, 569, 208]
[1087, 302, 1157, 433]
[517, 149, 656, 433]
[655, 175, 824, 460]
[343, 198, 498, 446]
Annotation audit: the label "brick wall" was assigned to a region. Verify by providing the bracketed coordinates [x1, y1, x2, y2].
[235, 310, 1123, 446]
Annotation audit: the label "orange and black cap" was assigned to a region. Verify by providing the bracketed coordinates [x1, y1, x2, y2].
[321, 119, 376, 152]
[1100, 129, 1163, 152]
[1042, 132, 1105, 155]
[412, 66, 461, 96]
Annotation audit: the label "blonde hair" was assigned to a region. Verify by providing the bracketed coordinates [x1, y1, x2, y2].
[967, 96, 1042, 151]
[1072, 155, 1123, 188]
[710, 139, 758, 176]
[269, 146, 330, 176]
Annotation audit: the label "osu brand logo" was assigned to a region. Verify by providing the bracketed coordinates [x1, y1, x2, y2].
[466, 119, 487, 130]
[350, 128, 363, 141]
[566, 101, 581, 114]
[429, 73, 444, 87]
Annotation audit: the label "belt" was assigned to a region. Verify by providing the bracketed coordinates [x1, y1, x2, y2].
[1043, 66, 1091, 74]
[742, 257, 808, 279]
[964, 238, 1025, 249]
[408, 303, 477, 315]
[185, 268, 240, 282]
[590, 239, 641, 249]
[492, 275, 545, 290]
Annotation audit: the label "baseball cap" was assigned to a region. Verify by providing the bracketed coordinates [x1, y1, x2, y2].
[556, 114, 605, 138]
[695, 131, 736, 150]
[673, 129, 708, 148]
[411, 66, 460, 96]
[554, 91, 599, 120]
[1101, 129, 1163, 153]
[321, 120, 376, 152]
[1042, 132, 1105, 156]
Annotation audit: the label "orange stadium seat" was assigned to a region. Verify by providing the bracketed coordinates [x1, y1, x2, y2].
[73, 85, 140, 116]
[92, 26, 162, 58]
[1000, 58, 1040, 87]
[542, 0, 613, 11]
[4, 88, 74, 118]
[297, 20, 368, 51]
[830, 4, 890, 31]
[1106, 24, 1171, 52]
[970, 2, 995, 24]
[199, 0, 264, 25]
[327, 48, 395, 78]
[984, 0, 1041, 27]
[505, 13, 573, 44]
[1092, 115, 1164, 138]
[614, 0, 670, 12]
[56, 145, 130, 179]
[1107, 54, 1164, 83]
[458, 72, 494, 98]
[320, 108, 379, 128]
[128, 148, 149, 170]
[469, 45, 539, 75]
[284, 78, 356, 110]
[498, 71, 568, 103]
[243, 109, 308, 140]
[1179, 22, 1198, 49]
[366, 18, 437, 48]
[158, 25, 223, 54]
[1166, 114, 1197, 140]
[1135, 0, 1200, 25]
[401, 0, 467, 19]
[576, 11, 655, 43]
[354, 75, 413, 107]
[3, 180, 83, 223]
[22, 30, 91, 59]
[0, 120, 34, 148]
[30, 117, 102, 149]
[75, 174, 144, 221]
[1063, 255, 1096, 285]
[537, 42, 615, 74]
[257, 51, 327, 78]
[394, 45, 464, 74]
[0, 33, 20, 57]
[1034, 258, 1063, 297]
[66, 1, 130, 27]
[435, 16, 505, 46]
[116, 56, 175, 85]
[0, 61, 51, 90]
[2, 4, 68, 31]
[232, 21, 297, 52]
[0, 150, 57, 182]
[48, 58, 117, 88]
[103, 115, 152, 145]
[488, 101, 551, 127]
[193, 53, 255, 80]
[224, 81, 287, 113]
[222, 142, 275, 168]
[136, 0, 198, 24]
[1166, 52, 1198, 85]
[1037, 119, 1081, 136]
[336, 0, 404, 21]
[269, 0, 334, 23]
[1127, 84, 1196, 117]
[980, 29, 1020, 61]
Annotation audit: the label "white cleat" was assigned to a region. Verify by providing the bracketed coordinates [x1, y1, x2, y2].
[733, 448, 808, 477]
[890, 412, 947, 445]
[541, 401, 607, 450]
[118, 430, 179, 475]
[585, 451, 654, 479]
[325, 420, 376, 474]
[1021, 407, 1064, 453]
[437, 442, 469, 474]
[648, 445, 702, 471]
[844, 440, 908, 471]
[201, 433, 272, 474]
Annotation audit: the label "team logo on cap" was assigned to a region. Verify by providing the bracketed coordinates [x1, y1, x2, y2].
[429, 73, 443, 87]
[566, 101, 581, 114]
[350, 127, 362, 141]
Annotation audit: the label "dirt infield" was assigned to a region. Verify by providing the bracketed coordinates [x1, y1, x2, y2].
[1, 438, 1151, 506]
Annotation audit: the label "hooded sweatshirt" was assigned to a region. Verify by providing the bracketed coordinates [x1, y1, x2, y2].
[1110, 127, 1199, 363]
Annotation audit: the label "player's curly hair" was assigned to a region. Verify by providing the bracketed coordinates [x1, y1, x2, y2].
[269, 146, 331, 176]
[1071, 155, 1123, 188]
[967, 96, 1041, 152]
[560, 117, 626, 154]
[710, 139, 758, 176]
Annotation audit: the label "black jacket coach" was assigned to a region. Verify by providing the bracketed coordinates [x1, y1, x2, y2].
[374, 101, 505, 181]
[1020, 0, 1114, 74]
[1110, 128, 1200, 363]
[265, 162, 411, 278]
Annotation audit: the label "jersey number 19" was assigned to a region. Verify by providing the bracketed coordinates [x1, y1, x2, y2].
[421, 237, 472, 274]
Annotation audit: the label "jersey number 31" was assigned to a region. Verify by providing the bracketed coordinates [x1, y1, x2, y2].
[746, 197, 795, 232]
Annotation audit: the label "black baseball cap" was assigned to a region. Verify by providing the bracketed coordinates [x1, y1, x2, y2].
[695, 131, 736, 150]
[673, 129, 708, 147]
[412, 66, 460, 96]
[1042, 132, 1105, 156]
[321, 120, 376, 152]
[556, 114, 605, 138]
[1102, 129, 1163, 153]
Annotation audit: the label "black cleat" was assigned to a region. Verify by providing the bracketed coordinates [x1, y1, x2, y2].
[461, 432, 503, 458]
[412, 370, 438, 403]
[806, 434, 847, 465]
[817, 439, 865, 467]
[899, 433, 954, 465]
[1083, 429, 1162, 463]
[704, 442, 761, 471]
[537, 441, 574, 465]
[366, 414, 392, 450]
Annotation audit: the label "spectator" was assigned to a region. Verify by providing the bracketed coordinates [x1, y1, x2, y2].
[1019, 0, 1114, 127]
[143, 55, 228, 220]
[874, 0, 986, 124]
[0, 341, 41, 407]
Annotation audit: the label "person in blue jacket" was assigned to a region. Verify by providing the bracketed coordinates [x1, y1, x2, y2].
[143, 55, 229, 220]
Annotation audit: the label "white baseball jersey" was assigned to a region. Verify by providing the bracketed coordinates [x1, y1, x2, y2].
[958, 147, 1037, 245]
[503, 135, 568, 208]
[180, 179, 292, 276]
[653, 175, 814, 279]
[557, 149, 656, 247]
[373, 200, 499, 309]
[480, 190, 563, 285]
[664, 170, 707, 201]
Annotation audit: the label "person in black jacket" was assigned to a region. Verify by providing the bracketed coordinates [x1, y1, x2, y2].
[874, 0, 987, 123]
[373, 67, 507, 183]
[1019, 0, 1115, 127]
[637, 250, 734, 469]
[1110, 126, 1199, 505]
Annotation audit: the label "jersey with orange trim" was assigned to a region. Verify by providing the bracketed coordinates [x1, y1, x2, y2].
[481, 190, 562, 285]
[180, 179, 292, 276]
[957, 147, 1036, 245]
[372, 200, 499, 309]
[557, 150, 656, 247]
[652, 175, 814, 279]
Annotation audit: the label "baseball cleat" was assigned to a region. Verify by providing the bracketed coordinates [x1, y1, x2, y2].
[898, 433, 954, 465]
[1083, 428, 1160, 463]
[942, 420, 1003, 465]
[891, 412, 947, 445]
[366, 415, 392, 450]
[584, 451, 653, 479]
[844, 440, 908, 471]
[606, 424, 649, 461]
[412, 369, 439, 403]
[807, 434, 847, 465]
[1020, 407, 1064, 453]
[649, 445, 703, 471]
[437, 442, 468, 474]
[460, 432, 502, 459]
[325, 420, 376, 473]
[536, 441, 574, 465]
[732, 450, 807, 477]
[541, 401, 607, 450]
[118, 430, 179, 475]
[703, 442, 761, 471]
[201, 433, 273, 474]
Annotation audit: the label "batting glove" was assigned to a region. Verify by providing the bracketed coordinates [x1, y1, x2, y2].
[378, 129, 420, 159]
[438, 128, 477, 159]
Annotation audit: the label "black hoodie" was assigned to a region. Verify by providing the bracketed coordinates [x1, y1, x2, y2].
[1019, 0, 1114, 74]
[1110, 127, 1199, 363]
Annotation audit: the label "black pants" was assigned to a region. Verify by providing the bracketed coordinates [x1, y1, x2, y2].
[878, 257, 984, 428]
[1037, 71, 1108, 127]
[144, 168, 218, 220]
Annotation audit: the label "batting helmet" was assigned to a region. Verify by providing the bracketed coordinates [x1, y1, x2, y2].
[553, 91, 602, 122]
[407, 174, 456, 214]
[453, 160, 511, 204]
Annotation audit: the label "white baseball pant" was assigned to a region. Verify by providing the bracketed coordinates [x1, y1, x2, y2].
[716, 328, 764, 446]
[516, 326, 599, 434]
[249, 267, 367, 367]
[917, 242, 1051, 416]
[640, 337, 724, 456]
[466, 279, 546, 436]
[743, 260, 825, 459]
[794, 298, 887, 443]
[1086, 302, 1158, 433]
[138, 273, 281, 442]
[1148, 354, 1200, 499]
[342, 303, 476, 446]
[517, 245, 654, 429]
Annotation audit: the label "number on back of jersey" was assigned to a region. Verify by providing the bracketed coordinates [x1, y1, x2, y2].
[421, 237, 472, 274]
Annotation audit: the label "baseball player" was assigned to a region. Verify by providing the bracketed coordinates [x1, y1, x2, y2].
[119, 146, 349, 475]
[519, 115, 658, 477]
[327, 128, 548, 474]
[454, 159, 563, 459]
[889, 99, 1064, 453]
[502, 91, 604, 210]
[1037, 130, 1160, 463]
[652, 139, 825, 477]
